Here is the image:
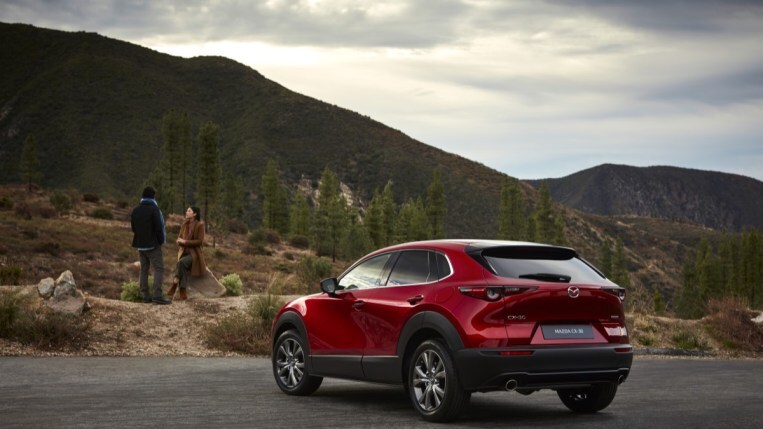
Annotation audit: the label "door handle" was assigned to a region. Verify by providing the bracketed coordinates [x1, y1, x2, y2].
[407, 295, 424, 305]
[352, 300, 366, 310]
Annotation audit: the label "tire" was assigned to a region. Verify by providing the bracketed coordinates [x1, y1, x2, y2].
[407, 339, 470, 422]
[272, 329, 322, 396]
[557, 382, 618, 413]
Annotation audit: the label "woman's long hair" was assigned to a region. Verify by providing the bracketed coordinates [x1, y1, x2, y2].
[189, 206, 201, 221]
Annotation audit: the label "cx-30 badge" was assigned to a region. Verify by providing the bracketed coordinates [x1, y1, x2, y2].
[567, 286, 580, 298]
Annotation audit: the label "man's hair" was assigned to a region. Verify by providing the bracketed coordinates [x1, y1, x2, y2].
[142, 186, 156, 199]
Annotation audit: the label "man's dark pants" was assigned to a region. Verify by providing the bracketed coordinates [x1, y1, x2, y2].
[138, 247, 164, 299]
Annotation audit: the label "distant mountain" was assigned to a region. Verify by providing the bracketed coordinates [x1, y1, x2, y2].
[529, 164, 763, 231]
[0, 22, 510, 237]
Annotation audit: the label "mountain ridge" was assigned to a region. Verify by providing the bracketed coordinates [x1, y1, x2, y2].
[529, 163, 763, 232]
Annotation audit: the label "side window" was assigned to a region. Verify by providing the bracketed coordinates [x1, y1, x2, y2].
[387, 251, 432, 286]
[435, 252, 452, 279]
[338, 254, 392, 290]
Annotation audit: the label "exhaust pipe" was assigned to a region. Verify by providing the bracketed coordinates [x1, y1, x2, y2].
[505, 379, 518, 391]
[618, 375, 625, 385]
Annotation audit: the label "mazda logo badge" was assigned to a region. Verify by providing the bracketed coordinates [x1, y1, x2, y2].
[567, 286, 580, 298]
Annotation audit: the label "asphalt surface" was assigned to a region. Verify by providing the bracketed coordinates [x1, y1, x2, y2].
[0, 357, 761, 428]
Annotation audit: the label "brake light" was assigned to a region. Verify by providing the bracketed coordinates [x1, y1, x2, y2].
[459, 287, 502, 302]
[603, 287, 626, 301]
[458, 286, 537, 301]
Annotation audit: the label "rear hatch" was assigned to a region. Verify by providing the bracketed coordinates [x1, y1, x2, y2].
[467, 244, 629, 346]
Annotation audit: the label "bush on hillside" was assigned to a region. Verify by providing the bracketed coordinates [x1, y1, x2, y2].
[220, 273, 243, 296]
[120, 281, 143, 302]
[297, 255, 333, 288]
[89, 208, 113, 220]
[49, 191, 72, 214]
[205, 294, 284, 355]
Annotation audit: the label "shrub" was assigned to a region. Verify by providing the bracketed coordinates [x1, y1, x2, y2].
[204, 295, 283, 355]
[49, 192, 73, 214]
[89, 208, 113, 220]
[0, 196, 14, 211]
[226, 219, 249, 234]
[33, 241, 61, 256]
[220, 273, 243, 296]
[297, 255, 333, 288]
[115, 200, 129, 209]
[671, 331, 707, 350]
[83, 193, 100, 203]
[120, 281, 143, 302]
[283, 252, 295, 261]
[705, 297, 763, 352]
[0, 290, 90, 350]
[247, 229, 266, 245]
[265, 229, 281, 244]
[289, 235, 310, 249]
[213, 249, 226, 259]
[249, 293, 283, 329]
[0, 265, 23, 285]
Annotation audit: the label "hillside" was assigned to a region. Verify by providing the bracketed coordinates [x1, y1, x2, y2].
[0, 22, 509, 238]
[530, 164, 763, 231]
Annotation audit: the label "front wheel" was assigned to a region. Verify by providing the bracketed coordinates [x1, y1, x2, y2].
[557, 383, 618, 413]
[272, 330, 322, 395]
[407, 339, 470, 422]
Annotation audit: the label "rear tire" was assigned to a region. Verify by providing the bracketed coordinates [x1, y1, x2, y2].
[407, 339, 470, 422]
[557, 382, 618, 413]
[272, 329, 322, 396]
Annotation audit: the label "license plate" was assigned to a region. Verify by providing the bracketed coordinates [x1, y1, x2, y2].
[542, 325, 594, 339]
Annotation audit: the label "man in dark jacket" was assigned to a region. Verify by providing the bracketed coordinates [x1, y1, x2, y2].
[131, 186, 171, 305]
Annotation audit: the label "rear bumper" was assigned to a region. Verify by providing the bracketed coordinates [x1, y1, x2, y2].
[454, 344, 633, 392]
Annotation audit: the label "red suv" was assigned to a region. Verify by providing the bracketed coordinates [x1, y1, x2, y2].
[271, 240, 632, 422]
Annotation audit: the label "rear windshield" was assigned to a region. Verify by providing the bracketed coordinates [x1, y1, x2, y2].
[482, 247, 608, 285]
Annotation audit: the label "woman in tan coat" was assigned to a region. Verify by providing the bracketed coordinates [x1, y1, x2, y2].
[168, 206, 206, 301]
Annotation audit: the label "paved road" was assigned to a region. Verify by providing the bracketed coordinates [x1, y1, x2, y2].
[0, 357, 761, 428]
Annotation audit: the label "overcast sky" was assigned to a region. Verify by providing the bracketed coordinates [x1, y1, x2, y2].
[3, 0, 762, 180]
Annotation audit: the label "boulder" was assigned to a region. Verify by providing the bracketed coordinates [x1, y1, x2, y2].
[186, 267, 226, 298]
[47, 289, 88, 315]
[37, 277, 55, 298]
[53, 270, 76, 296]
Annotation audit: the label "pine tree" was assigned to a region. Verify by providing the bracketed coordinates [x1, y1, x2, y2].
[178, 112, 193, 209]
[498, 178, 526, 240]
[195, 122, 221, 228]
[339, 217, 374, 261]
[611, 238, 630, 288]
[381, 181, 396, 246]
[289, 192, 311, 238]
[677, 251, 704, 319]
[161, 110, 182, 212]
[531, 181, 563, 244]
[261, 159, 289, 233]
[20, 134, 42, 192]
[313, 167, 349, 261]
[599, 241, 613, 278]
[365, 189, 385, 247]
[220, 173, 245, 221]
[426, 167, 446, 239]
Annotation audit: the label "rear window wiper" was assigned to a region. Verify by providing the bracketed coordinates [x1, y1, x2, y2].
[518, 273, 571, 283]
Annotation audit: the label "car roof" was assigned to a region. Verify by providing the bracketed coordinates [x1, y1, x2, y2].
[370, 239, 563, 255]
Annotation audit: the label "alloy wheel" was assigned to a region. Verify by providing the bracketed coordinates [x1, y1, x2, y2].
[276, 338, 305, 389]
[412, 349, 447, 412]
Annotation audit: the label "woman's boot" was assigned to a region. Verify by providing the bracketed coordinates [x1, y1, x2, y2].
[167, 277, 178, 299]
[177, 288, 188, 301]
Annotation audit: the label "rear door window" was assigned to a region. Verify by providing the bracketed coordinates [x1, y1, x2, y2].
[387, 250, 432, 286]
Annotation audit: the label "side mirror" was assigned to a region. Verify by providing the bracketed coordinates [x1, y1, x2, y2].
[320, 277, 339, 295]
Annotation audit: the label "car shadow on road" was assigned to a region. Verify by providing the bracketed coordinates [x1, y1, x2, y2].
[308, 382, 619, 427]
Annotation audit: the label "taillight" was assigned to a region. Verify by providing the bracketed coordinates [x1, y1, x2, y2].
[458, 286, 537, 302]
[603, 287, 626, 301]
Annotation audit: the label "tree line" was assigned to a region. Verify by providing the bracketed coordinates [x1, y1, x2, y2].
[676, 230, 763, 318]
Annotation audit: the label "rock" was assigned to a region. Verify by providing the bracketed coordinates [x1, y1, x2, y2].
[753, 312, 763, 324]
[53, 270, 77, 298]
[186, 268, 226, 298]
[47, 289, 88, 315]
[37, 277, 55, 298]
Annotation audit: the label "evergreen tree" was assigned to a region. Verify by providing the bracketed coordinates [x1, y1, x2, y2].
[313, 167, 349, 261]
[195, 121, 221, 228]
[20, 134, 42, 192]
[261, 159, 289, 233]
[365, 189, 385, 247]
[426, 167, 446, 239]
[381, 181, 396, 246]
[653, 289, 665, 315]
[178, 112, 193, 208]
[394, 197, 428, 243]
[611, 238, 630, 288]
[677, 251, 704, 319]
[339, 217, 374, 261]
[161, 110, 181, 212]
[599, 241, 613, 278]
[289, 192, 311, 238]
[531, 181, 564, 244]
[220, 173, 245, 221]
[741, 230, 763, 308]
[498, 177, 526, 240]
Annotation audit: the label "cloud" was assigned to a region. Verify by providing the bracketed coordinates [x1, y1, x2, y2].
[1, 0, 762, 180]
